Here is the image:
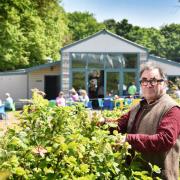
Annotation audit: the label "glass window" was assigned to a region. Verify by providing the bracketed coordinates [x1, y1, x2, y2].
[123, 72, 136, 95]
[72, 72, 85, 91]
[106, 72, 119, 96]
[72, 53, 87, 68]
[105, 54, 122, 69]
[88, 54, 104, 68]
[123, 54, 137, 68]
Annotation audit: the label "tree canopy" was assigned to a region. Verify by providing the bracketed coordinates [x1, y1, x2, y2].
[104, 18, 180, 62]
[0, 1, 179, 71]
[0, 0, 68, 71]
[67, 11, 105, 42]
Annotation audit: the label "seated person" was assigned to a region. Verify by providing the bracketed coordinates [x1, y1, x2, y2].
[79, 90, 89, 107]
[4, 93, 14, 111]
[106, 92, 113, 100]
[56, 91, 66, 106]
[113, 95, 120, 100]
[69, 88, 79, 102]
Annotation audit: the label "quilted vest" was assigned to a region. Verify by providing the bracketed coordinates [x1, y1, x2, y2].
[127, 94, 180, 180]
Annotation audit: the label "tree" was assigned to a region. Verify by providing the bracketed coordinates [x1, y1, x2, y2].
[115, 19, 134, 39]
[128, 27, 166, 57]
[0, 0, 68, 71]
[160, 24, 180, 62]
[103, 19, 116, 33]
[67, 11, 105, 42]
[103, 19, 179, 62]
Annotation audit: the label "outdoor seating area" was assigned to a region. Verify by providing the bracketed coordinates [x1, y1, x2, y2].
[48, 96, 142, 111]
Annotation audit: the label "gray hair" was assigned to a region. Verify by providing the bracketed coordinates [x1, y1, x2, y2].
[140, 62, 167, 80]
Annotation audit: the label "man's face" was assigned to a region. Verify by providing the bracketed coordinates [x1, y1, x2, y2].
[140, 69, 166, 102]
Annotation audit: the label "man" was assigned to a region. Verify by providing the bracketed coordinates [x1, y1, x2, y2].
[103, 62, 180, 180]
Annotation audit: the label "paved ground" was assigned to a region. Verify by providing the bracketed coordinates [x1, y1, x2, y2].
[0, 111, 19, 131]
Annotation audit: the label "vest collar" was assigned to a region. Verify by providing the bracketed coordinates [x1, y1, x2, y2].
[140, 94, 167, 109]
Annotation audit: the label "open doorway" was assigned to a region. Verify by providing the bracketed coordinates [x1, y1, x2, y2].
[88, 70, 104, 108]
[44, 75, 60, 100]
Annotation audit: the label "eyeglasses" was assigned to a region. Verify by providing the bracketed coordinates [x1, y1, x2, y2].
[139, 78, 164, 86]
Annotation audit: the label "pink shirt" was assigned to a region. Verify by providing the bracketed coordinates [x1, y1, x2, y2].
[71, 94, 79, 102]
[56, 97, 65, 106]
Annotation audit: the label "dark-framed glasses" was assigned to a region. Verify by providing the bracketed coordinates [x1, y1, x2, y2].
[139, 78, 164, 86]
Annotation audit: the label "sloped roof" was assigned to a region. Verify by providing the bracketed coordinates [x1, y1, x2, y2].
[0, 61, 61, 76]
[61, 29, 148, 52]
[149, 55, 180, 67]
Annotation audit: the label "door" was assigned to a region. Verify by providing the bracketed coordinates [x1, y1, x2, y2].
[88, 70, 104, 98]
[44, 75, 60, 100]
[88, 69, 104, 109]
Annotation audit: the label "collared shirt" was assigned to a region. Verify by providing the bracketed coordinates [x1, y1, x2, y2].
[116, 106, 180, 153]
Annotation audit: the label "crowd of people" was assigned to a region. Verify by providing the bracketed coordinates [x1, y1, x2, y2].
[55, 88, 89, 107]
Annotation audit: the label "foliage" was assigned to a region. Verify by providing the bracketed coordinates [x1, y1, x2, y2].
[115, 19, 134, 40]
[67, 11, 105, 42]
[0, 90, 160, 179]
[103, 19, 117, 33]
[0, 0, 179, 71]
[103, 18, 179, 62]
[160, 24, 180, 62]
[128, 27, 166, 57]
[0, 0, 68, 70]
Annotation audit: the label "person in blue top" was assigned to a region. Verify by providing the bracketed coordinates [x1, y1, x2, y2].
[5, 93, 14, 111]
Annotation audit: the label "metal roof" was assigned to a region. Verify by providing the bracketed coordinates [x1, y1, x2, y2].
[0, 61, 61, 76]
[149, 55, 180, 67]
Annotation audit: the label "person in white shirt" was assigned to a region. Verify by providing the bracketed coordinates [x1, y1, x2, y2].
[5, 93, 14, 110]
[79, 89, 89, 107]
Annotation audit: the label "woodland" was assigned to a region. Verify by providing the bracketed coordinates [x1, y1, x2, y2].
[0, 0, 179, 71]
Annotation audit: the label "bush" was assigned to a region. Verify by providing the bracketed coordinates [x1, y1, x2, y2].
[0, 90, 160, 179]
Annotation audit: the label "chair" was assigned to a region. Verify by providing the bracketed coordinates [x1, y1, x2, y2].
[103, 99, 114, 110]
[0, 105, 7, 120]
[124, 98, 132, 105]
[114, 99, 124, 109]
[49, 100, 56, 107]
[87, 101, 92, 109]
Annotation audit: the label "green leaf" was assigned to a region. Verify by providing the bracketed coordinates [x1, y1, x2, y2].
[14, 167, 26, 176]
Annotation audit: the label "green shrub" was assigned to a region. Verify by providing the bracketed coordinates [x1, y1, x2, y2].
[0, 90, 160, 179]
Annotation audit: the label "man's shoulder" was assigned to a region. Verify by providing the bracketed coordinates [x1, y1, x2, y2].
[161, 94, 180, 108]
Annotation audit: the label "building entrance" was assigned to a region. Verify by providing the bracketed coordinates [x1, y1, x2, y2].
[44, 75, 60, 100]
[88, 70, 104, 108]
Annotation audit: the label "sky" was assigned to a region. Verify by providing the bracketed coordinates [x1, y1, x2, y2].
[61, 0, 180, 28]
